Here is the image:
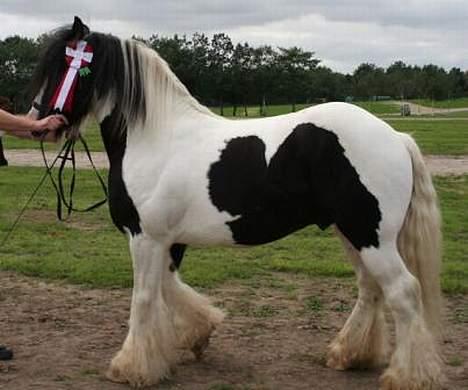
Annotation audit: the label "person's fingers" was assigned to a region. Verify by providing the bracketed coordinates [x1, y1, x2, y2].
[56, 114, 69, 125]
[47, 117, 64, 130]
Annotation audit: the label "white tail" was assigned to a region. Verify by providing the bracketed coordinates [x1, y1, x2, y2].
[397, 133, 443, 337]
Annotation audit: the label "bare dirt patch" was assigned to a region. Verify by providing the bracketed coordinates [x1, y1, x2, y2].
[3, 150, 468, 176]
[19, 209, 107, 232]
[0, 271, 467, 390]
[424, 155, 468, 176]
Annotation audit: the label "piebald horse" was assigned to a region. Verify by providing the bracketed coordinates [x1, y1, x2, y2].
[30, 17, 444, 389]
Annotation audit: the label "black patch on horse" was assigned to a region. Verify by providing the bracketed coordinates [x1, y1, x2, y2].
[100, 109, 141, 236]
[208, 123, 381, 250]
[169, 244, 187, 272]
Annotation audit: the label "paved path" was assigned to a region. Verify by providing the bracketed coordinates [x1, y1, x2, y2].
[4, 149, 110, 170]
[3, 149, 468, 176]
[391, 100, 468, 116]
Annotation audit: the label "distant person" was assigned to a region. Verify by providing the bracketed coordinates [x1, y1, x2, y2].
[0, 137, 7, 166]
[0, 345, 13, 361]
[0, 97, 14, 166]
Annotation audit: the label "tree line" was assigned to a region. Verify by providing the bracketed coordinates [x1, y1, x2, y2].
[1, 33, 467, 115]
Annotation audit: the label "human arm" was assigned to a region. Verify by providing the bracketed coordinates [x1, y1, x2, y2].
[0, 109, 67, 141]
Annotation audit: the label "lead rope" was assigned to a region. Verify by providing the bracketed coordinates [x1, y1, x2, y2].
[41, 133, 108, 221]
[0, 131, 67, 247]
[0, 132, 108, 247]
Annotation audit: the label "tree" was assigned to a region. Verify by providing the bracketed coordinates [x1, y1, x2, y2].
[276, 47, 320, 111]
[309, 67, 349, 101]
[0, 36, 40, 111]
[420, 64, 449, 100]
[148, 34, 194, 92]
[251, 45, 278, 115]
[188, 33, 211, 101]
[230, 42, 254, 116]
[208, 33, 233, 115]
[447, 67, 466, 98]
[352, 63, 386, 99]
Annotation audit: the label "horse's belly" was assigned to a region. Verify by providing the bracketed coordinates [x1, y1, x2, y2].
[223, 204, 329, 245]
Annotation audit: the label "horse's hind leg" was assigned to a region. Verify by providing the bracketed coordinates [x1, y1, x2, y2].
[327, 229, 389, 370]
[360, 243, 443, 389]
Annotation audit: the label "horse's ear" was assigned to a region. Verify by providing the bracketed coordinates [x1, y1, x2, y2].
[72, 16, 90, 39]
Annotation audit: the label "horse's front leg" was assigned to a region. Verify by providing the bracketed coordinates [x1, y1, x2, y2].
[107, 234, 178, 387]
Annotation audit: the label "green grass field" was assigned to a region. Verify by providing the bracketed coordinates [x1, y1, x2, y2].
[419, 111, 468, 118]
[411, 97, 468, 109]
[2, 104, 467, 155]
[353, 101, 400, 115]
[387, 119, 468, 155]
[0, 167, 466, 294]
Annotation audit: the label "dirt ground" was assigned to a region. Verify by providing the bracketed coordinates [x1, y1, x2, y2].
[0, 271, 467, 390]
[3, 150, 468, 176]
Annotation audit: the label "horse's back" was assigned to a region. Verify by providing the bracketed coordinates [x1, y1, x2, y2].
[199, 102, 413, 248]
[131, 102, 413, 249]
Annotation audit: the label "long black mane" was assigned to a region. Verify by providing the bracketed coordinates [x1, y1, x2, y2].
[30, 24, 146, 129]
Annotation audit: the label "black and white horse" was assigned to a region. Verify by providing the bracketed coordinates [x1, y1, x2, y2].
[30, 17, 444, 389]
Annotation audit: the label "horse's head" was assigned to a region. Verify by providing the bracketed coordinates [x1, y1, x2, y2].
[30, 16, 130, 136]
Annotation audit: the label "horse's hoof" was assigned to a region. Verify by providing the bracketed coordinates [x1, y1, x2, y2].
[106, 366, 127, 384]
[379, 368, 444, 390]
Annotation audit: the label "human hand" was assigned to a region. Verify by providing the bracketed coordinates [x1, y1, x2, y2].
[33, 114, 68, 132]
[30, 114, 68, 142]
[30, 129, 61, 142]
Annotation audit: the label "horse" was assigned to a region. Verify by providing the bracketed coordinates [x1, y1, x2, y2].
[29, 17, 444, 389]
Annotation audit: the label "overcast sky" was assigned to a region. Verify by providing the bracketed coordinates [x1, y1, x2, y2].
[0, 0, 467, 74]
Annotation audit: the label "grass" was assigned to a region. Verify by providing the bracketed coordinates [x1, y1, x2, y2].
[447, 356, 463, 367]
[353, 101, 400, 115]
[385, 119, 468, 155]
[0, 167, 467, 294]
[303, 296, 323, 312]
[411, 97, 468, 109]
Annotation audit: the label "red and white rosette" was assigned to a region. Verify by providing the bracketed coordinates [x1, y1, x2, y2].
[49, 40, 93, 114]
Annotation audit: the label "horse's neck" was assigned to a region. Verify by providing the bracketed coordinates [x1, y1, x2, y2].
[99, 108, 127, 168]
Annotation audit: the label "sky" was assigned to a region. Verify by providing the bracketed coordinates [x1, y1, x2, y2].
[0, 0, 467, 74]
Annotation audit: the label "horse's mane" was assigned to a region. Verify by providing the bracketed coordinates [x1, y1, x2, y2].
[30, 25, 215, 133]
[128, 40, 216, 131]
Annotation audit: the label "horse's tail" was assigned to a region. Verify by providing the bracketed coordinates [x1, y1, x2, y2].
[397, 133, 442, 337]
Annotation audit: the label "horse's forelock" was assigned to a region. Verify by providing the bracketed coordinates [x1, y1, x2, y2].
[29, 27, 127, 128]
